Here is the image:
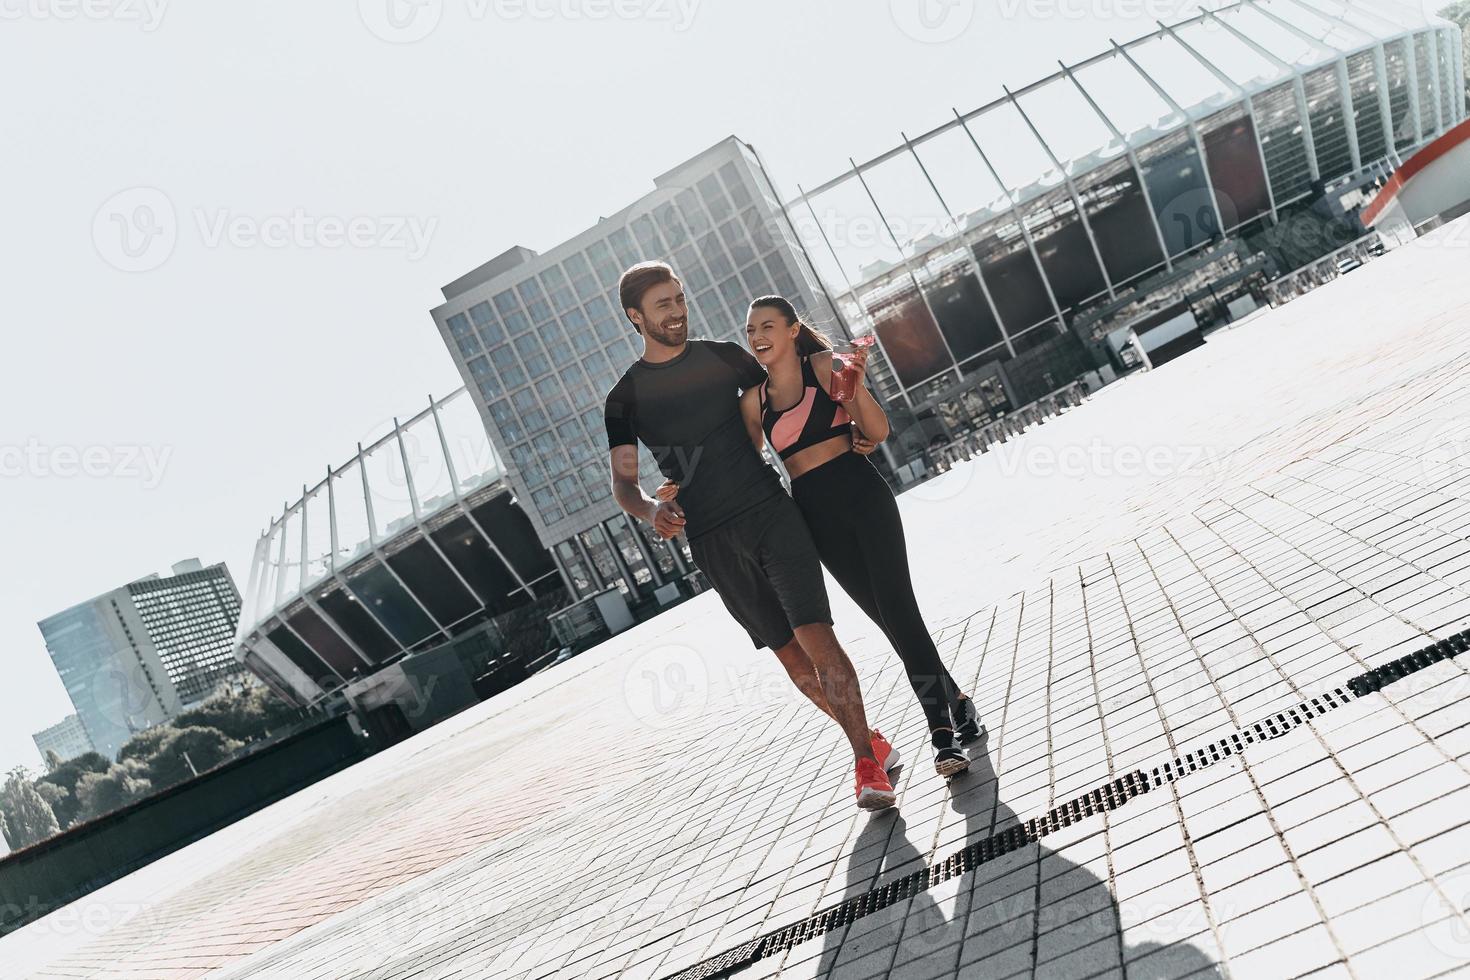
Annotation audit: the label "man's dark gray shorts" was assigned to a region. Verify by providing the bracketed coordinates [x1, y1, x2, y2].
[686, 494, 832, 650]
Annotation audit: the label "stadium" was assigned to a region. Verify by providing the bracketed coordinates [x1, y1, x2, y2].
[231, 387, 559, 709]
[781, 0, 1466, 444]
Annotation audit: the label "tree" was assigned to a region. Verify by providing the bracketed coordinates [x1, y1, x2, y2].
[116, 725, 172, 765]
[174, 681, 302, 744]
[34, 781, 68, 815]
[43, 749, 63, 772]
[35, 752, 110, 829]
[73, 761, 153, 825]
[0, 805, 10, 850]
[0, 767, 61, 849]
[139, 726, 242, 789]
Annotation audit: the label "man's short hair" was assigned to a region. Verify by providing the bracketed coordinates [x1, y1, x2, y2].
[618, 261, 680, 333]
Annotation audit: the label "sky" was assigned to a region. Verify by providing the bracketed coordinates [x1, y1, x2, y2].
[0, 0, 1453, 777]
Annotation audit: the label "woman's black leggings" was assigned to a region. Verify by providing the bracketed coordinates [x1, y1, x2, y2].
[792, 451, 962, 732]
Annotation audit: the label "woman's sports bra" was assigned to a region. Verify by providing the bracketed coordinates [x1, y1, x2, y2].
[760, 355, 852, 461]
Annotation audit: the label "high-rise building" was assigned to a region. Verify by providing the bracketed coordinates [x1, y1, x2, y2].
[37, 560, 244, 758]
[430, 137, 842, 607]
[32, 714, 94, 766]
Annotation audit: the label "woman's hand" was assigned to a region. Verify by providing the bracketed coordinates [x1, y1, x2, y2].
[655, 480, 680, 502]
[850, 425, 878, 455]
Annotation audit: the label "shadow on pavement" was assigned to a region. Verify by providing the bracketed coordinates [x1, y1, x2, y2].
[813, 744, 1223, 978]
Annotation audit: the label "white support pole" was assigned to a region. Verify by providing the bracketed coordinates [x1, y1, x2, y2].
[901, 131, 1015, 356]
[1160, 22, 1279, 224]
[1206, 9, 1321, 181]
[1005, 86, 1118, 299]
[848, 158, 966, 379]
[1059, 59, 1174, 271]
[1112, 39, 1229, 239]
[953, 109, 1067, 327]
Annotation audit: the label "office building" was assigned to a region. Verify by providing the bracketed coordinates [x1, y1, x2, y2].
[37, 560, 244, 758]
[31, 714, 94, 767]
[430, 138, 841, 607]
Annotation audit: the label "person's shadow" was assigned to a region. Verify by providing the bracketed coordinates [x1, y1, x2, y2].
[811, 743, 1223, 978]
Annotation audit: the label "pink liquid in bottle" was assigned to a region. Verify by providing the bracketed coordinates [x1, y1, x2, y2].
[829, 336, 875, 402]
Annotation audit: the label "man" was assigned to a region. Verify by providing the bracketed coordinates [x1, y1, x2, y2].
[605, 260, 897, 810]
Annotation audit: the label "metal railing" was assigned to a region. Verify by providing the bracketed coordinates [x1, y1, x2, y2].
[923, 381, 1091, 475]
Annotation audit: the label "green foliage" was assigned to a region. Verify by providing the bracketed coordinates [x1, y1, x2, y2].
[173, 681, 302, 743]
[116, 726, 173, 764]
[34, 781, 67, 812]
[6, 680, 300, 839]
[139, 726, 243, 789]
[0, 767, 62, 849]
[73, 761, 153, 825]
[34, 751, 110, 830]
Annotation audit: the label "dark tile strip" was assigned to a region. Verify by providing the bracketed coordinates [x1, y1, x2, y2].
[659, 628, 1470, 980]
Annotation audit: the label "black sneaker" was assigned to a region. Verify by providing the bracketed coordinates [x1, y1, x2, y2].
[952, 696, 985, 746]
[932, 729, 969, 778]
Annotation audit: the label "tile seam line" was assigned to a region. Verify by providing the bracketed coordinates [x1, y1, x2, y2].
[658, 627, 1470, 980]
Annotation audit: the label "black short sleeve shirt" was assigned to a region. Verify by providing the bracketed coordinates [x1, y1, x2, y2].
[604, 340, 781, 539]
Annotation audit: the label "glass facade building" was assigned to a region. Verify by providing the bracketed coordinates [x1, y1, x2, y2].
[37, 561, 246, 759]
[233, 387, 560, 707]
[431, 139, 839, 607]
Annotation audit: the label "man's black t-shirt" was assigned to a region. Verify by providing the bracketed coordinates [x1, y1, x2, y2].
[605, 339, 784, 540]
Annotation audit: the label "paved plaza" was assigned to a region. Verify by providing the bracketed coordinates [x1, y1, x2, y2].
[6, 217, 1470, 979]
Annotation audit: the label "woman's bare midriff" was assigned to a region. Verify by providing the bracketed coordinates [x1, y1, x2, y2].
[783, 432, 853, 480]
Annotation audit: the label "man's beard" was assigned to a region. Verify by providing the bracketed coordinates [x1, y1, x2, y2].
[645, 317, 687, 348]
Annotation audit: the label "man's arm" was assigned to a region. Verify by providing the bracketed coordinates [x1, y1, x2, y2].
[739, 387, 766, 454]
[610, 445, 686, 539]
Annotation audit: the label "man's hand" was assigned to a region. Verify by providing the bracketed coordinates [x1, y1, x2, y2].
[851, 424, 878, 455]
[652, 499, 687, 539]
[655, 480, 680, 502]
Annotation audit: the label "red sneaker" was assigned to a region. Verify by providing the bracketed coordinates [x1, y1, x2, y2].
[870, 729, 901, 772]
[854, 757, 897, 810]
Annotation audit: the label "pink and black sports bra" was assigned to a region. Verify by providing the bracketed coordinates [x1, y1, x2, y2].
[760, 355, 852, 461]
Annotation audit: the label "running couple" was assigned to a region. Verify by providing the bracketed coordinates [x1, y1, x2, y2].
[605, 261, 980, 811]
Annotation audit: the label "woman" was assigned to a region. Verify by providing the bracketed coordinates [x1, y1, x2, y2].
[661, 296, 982, 777]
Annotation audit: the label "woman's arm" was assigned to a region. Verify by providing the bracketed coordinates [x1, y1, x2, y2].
[813, 350, 890, 443]
[740, 387, 766, 453]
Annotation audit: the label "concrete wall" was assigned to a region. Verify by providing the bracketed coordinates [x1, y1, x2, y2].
[0, 716, 368, 936]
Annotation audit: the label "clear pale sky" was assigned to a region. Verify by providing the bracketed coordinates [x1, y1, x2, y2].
[0, 0, 1447, 776]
